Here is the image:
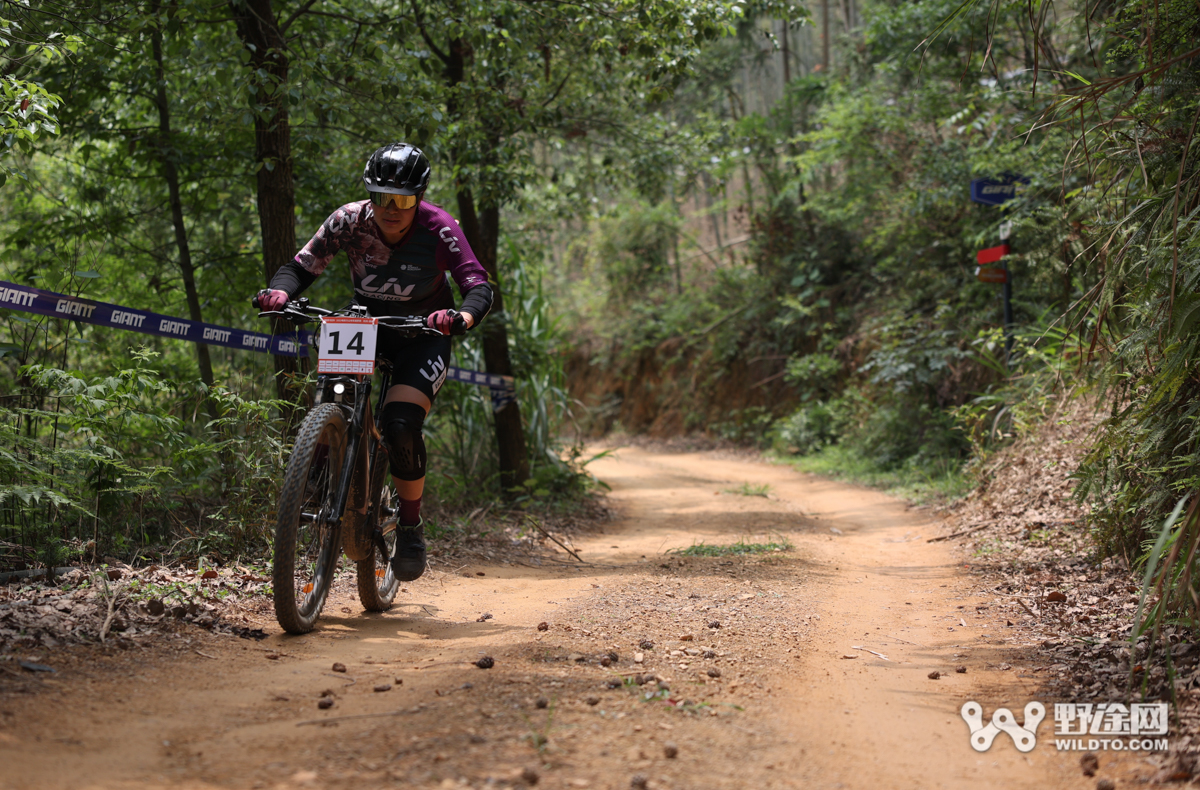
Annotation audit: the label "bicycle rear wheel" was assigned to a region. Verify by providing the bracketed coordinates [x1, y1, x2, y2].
[356, 445, 400, 611]
[273, 403, 347, 634]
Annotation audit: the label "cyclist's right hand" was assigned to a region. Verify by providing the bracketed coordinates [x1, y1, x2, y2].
[253, 289, 289, 311]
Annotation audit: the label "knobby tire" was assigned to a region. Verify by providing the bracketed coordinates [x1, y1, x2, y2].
[272, 403, 347, 634]
[356, 443, 399, 611]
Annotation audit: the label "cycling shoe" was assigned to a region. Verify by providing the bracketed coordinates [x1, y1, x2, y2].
[391, 519, 427, 582]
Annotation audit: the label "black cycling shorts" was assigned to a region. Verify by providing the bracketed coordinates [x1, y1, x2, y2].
[376, 331, 453, 403]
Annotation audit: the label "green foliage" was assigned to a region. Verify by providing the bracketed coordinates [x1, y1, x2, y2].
[669, 539, 791, 556]
[0, 352, 293, 568]
[724, 482, 772, 497]
[774, 399, 846, 455]
[0, 13, 78, 186]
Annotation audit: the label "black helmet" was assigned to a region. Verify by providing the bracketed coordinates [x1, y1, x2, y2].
[362, 143, 430, 195]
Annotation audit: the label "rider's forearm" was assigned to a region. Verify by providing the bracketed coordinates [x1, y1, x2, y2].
[268, 260, 318, 299]
[459, 283, 493, 326]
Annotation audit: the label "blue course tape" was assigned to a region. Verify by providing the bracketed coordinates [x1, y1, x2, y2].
[0, 280, 516, 407]
[0, 280, 309, 357]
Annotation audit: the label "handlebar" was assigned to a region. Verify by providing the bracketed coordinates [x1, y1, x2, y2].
[256, 298, 442, 336]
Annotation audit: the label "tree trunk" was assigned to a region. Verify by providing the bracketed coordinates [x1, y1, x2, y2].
[230, 0, 306, 412]
[456, 188, 531, 489]
[435, 32, 530, 489]
[150, 21, 217, 413]
[822, 0, 831, 71]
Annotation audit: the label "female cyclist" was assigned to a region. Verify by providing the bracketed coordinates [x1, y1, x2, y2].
[254, 143, 493, 582]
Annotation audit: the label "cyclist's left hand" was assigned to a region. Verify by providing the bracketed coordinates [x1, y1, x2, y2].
[428, 309, 472, 336]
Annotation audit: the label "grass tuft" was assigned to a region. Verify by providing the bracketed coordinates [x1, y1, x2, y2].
[669, 540, 792, 557]
[724, 482, 772, 497]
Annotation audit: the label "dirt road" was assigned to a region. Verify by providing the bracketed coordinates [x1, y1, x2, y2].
[1, 445, 1091, 789]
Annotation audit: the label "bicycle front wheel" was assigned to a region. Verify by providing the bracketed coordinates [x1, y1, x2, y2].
[273, 403, 347, 634]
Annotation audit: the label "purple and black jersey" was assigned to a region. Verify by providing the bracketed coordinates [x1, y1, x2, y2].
[274, 201, 491, 320]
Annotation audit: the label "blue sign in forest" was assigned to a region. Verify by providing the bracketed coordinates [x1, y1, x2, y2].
[970, 175, 1030, 206]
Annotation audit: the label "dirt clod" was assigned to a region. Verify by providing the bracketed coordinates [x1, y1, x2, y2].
[317, 698, 334, 710]
[600, 656, 612, 667]
[955, 665, 967, 674]
[586, 696, 600, 706]
[664, 742, 679, 758]
[373, 684, 391, 692]
[475, 656, 495, 669]
[607, 651, 619, 662]
[679, 634, 693, 641]
[476, 613, 493, 622]
[703, 649, 716, 659]
[707, 668, 721, 678]
[536, 697, 549, 709]
[331, 662, 347, 673]
[1095, 780, 1114, 790]
[631, 775, 648, 790]
[520, 767, 540, 786]
[656, 681, 670, 691]
[638, 639, 654, 650]
[537, 622, 549, 631]
[927, 671, 941, 680]
[707, 621, 721, 629]
[1081, 752, 1099, 777]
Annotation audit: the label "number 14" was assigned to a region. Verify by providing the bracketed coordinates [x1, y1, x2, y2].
[325, 330, 365, 355]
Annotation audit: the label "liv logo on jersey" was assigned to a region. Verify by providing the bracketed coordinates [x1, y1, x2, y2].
[359, 275, 417, 300]
[439, 226, 461, 253]
[419, 355, 447, 393]
[962, 701, 1044, 752]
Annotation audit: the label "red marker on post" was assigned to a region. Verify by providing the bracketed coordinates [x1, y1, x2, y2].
[976, 244, 1010, 265]
[971, 222, 1015, 364]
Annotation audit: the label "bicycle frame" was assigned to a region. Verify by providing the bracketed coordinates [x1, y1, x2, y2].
[304, 364, 398, 563]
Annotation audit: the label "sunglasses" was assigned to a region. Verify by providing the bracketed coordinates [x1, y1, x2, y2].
[368, 192, 419, 210]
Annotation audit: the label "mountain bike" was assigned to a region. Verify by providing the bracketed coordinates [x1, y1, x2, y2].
[257, 298, 441, 634]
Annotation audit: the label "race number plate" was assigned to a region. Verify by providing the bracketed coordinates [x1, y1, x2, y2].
[317, 316, 378, 374]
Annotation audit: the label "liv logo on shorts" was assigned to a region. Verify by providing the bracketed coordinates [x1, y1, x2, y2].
[420, 355, 447, 393]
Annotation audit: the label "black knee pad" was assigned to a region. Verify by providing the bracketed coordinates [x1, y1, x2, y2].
[382, 401, 428, 481]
